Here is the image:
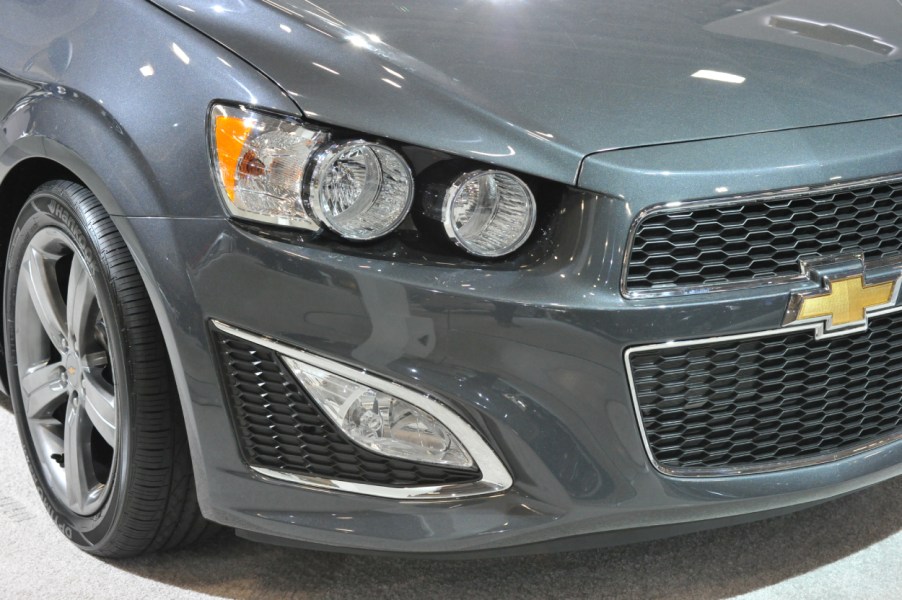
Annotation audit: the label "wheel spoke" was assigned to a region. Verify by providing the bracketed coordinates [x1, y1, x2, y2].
[22, 247, 68, 353]
[83, 376, 116, 447]
[20, 361, 67, 418]
[63, 400, 92, 514]
[66, 257, 95, 352]
[34, 423, 65, 456]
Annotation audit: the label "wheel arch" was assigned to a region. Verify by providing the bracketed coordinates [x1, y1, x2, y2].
[0, 156, 84, 294]
[0, 140, 214, 507]
[0, 142, 181, 418]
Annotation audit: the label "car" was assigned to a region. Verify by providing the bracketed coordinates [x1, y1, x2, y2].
[2, 0, 902, 558]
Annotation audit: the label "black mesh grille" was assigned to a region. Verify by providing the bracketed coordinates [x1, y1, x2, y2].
[625, 178, 902, 292]
[629, 313, 902, 472]
[215, 332, 481, 486]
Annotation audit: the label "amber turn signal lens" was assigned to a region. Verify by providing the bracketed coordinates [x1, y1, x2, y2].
[213, 114, 252, 201]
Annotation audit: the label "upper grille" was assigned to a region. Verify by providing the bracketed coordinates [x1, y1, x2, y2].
[628, 312, 902, 474]
[625, 177, 902, 293]
[215, 332, 481, 487]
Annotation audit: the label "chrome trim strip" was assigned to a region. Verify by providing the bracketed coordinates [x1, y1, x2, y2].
[249, 466, 507, 500]
[621, 173, 902, 299]
[212, 320, 513, 500]
[624, 306, 902, 478]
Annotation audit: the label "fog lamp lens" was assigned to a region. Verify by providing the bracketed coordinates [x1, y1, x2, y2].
[308, 141, 414, 240]
[210, 104, 327, 230]
[284, 358, 474, 468]
[442, 170, 536, 257]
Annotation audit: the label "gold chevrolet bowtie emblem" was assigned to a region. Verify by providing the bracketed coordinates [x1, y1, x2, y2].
[796, 275, 894, 326]
[785, 273, 900, 338]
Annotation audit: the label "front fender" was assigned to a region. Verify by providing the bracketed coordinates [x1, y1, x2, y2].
[0, 0, 298, 218]
[1, 94, 152, 219]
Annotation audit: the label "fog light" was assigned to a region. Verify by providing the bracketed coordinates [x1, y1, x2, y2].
[307, 141, 414, 240]
[442, 170, 536, 257]
[285, 357, 473, 468]
[212, 320, 513, 498]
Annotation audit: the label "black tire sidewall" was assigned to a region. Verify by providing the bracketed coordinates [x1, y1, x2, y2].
[4, 188, 134, 549]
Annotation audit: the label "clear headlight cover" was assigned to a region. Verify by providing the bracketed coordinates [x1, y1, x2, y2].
[210, 105, 415, 239]
[284, 357, 474, 468]
[442, 170, 536, 257]
[210, 104, 327, 230]
[307, 141, 414, 240]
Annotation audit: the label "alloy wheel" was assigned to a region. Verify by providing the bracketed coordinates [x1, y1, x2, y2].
[15, 227, 117, 516]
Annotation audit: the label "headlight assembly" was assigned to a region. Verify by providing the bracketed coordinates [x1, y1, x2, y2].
[209, 103, 542, 257]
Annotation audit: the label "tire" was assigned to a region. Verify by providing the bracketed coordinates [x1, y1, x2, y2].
[4, 180, 214, 557]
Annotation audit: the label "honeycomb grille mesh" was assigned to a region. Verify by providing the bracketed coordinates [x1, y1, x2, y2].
[215, 332, 481, 486]
[629, 313, 902, 472]
[626, 178, 902, 292]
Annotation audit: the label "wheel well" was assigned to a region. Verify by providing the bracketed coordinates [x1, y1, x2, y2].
[0, 158, 84, 389]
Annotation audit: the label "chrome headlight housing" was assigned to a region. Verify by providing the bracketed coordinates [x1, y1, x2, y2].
[210, 104, 327, 231]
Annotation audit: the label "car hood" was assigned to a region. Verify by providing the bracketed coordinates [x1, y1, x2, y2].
[155, 0, 902, 185]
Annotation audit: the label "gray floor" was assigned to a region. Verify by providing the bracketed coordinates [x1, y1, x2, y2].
[1, 397, 900, 600]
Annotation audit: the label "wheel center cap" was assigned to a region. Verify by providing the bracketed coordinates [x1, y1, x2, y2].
[64, 353, 82, 389]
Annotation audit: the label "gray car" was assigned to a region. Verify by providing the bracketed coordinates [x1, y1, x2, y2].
[2, 0, 902, 558]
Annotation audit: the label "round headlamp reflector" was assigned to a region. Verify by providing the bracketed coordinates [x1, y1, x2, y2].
[308, 141, 414, 240]
[442, 170, 536, 257]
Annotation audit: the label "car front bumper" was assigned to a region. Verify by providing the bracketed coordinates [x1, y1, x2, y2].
[107, 116, 902, 554]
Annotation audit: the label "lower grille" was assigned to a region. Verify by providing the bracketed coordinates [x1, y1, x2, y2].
[215, 332, 481, 486]
[627, 312, 902, 475]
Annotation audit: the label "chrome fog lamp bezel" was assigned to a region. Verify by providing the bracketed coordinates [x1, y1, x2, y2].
[306, 140, 415, 241]
[442, 169, 537, 258]
[211, 320, 513, 500]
